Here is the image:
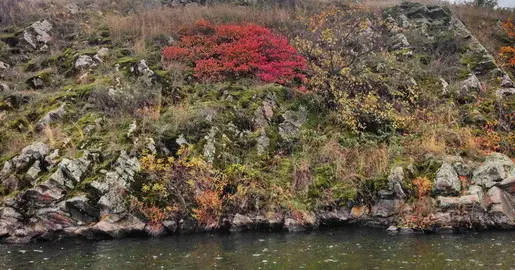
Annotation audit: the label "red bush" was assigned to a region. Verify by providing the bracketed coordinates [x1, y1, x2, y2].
[162, 20, 307, 84]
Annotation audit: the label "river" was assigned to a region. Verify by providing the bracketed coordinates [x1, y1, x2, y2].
[1, 227, 514, 269]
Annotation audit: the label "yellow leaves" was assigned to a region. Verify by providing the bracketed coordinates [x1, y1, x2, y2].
[321, 28, 336, 44]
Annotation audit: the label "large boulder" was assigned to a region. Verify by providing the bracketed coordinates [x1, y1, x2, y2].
[23, 20, 52, 50]
[318, 208, 350, 226]
[433, 163, 461, 195]
[89, 215, 146, 238]
[472, 153, 513, 186]
[371, 199, 402, 217]
[487, 187, 515, 226]
[436, 194, 482, 210]
[230, 214, 254, 231]
[387, 166, 406, 199]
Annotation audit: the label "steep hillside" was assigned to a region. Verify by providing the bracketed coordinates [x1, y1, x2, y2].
[0, 1, 514, 243]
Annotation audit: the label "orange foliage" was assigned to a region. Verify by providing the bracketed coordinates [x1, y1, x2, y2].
[473, 123, 502, 154]
[413, 177, 432, 200]
[501, 19, 515, 38]
[193, 190, 223, 229]
[500, 19, 515, 69]
[500, 46, 515, 67]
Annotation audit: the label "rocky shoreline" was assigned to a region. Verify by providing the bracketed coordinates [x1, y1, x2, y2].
[0, 142, 514, 244]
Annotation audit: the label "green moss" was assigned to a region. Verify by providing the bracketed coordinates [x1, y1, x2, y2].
[50, 83, 98, 102]
[117, 56, 138, 67]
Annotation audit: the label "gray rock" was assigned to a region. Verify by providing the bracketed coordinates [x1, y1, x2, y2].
[500, 74, 514, 88]
[391, 33, 410, 50]
[44, 149, 60, 167]
[91, 215, 145, 238]
[387, 225, 399, 232]
[23, 20, 52, 50]
[5, 142, 49, 173]
[0, 82, 9, 92]
[127, 121, 137, 138]
[473, 153, 513, 186]
[253, 106, 268, 131]
[426, 6, 450, 20]
[495, 88, 515, 100]
[371, 199, 401, 217]
[135, 60, 154, 86]
[93, 48, 109, 63]
[162, 219, 177, 233]
[65, 3, 80, 14]
[487, 186, 515, 220]
[378, 189, 395, 199]
[499, 176, 515, 193]
[65, 195, 99, 223]
[467, 185, 484, 199]
[440, 78, 449, 93]
[318, 208, 350, 225]
[176, 134, 188, 146]
[437, 194, 482, 209]
[0, 61, 9, 71]
[461, 74, 481, 93]
[20, 186, 66, 205]
[203, 127, 217, 162]
[387, 166, 406, 199]
[279, 106, 307, 141]
[146, 137, 157, 154]
[398, 14, 411, 28]
[256, 132, 270, 155]
[75, 55, 97, 70]
[2, 175, 19, 191]
[35, 104, 66, 132]
[27, 76, 45, 89]
[95, 151, 140, 217]
[434, 163, 461, 195]
[231, 214, 254, 231]
[284, 218, 306, 232]
[25, 160, 42, 184]
[42, 156, 91, 190]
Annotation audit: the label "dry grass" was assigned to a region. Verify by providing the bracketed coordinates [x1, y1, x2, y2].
[292, 159, 312, 193]
[317, 139, 390, 182]
[402, 104, 480, 160]
[104, 4, 293, 55]
[404, 125, 479, 160]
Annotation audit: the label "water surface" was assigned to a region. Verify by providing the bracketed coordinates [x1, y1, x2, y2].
[1, 227, 514, 269]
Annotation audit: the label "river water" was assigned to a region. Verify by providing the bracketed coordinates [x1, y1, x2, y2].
[1, 227, 514, 269]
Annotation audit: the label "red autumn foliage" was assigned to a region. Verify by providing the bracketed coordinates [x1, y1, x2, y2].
[162, 20, 307, 84]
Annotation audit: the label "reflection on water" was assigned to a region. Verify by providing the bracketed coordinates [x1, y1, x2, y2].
[1, 227, 515, 269]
